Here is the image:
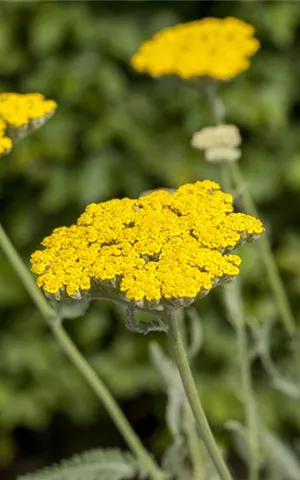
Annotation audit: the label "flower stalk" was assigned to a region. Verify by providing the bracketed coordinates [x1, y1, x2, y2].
[0, 221, 164, 480]
[166, 310, 234, 480]
[184, 407, 205, 480]
[228, 161, 295, 335]
[205, 86, 296, 336]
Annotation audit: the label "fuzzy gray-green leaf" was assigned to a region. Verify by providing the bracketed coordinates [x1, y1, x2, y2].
[17, 448, 141, 480]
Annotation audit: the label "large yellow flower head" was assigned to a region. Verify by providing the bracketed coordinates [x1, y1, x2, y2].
[0, 92, 57, 157]
[31, 181, 264, 311]
[131, 17, 260, 80]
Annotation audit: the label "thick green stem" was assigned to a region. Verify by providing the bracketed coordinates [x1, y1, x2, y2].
[0, 222, 164, 480]
[184, 405, 205, 480]
[229, 162, 296, 335]
[166, 311, 233, 480]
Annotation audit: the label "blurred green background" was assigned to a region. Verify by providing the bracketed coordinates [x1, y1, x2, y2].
[1, 1, 300, 478]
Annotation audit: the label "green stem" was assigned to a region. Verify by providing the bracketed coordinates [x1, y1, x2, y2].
[222, 163, 232, 194]
[0, 222, 164, 480]
[180, 312, 204, 479]
[229, 162, 296, 335]
[184, 405, 204, 480]
[166, 311, 233, 480]
[203, 85, 296, 336]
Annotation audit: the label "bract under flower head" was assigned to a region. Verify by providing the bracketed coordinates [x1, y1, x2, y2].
[131, 17, 260, 80]
[31, 181, 264, 311]
[0, 92, 57, 157]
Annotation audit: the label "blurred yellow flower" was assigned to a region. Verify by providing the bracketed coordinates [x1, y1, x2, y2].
[0, 119, 12, 156]
[131, 17, 260, 80]
[0, 92, 57, 157]
[31, 181, 264, 310]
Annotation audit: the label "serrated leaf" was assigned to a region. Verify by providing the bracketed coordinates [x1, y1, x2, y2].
[17, 448, 141, 480]
[125, 304, 167, 334]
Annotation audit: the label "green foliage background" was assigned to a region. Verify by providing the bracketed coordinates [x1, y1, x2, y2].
[0, 1, 300, 477]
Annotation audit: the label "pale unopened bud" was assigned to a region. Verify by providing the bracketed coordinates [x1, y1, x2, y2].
[191, 124, 241, 150]
[205, 146, 241, 163]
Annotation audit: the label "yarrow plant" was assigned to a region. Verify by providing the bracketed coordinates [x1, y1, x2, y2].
[131, 17, 260, 80]
[29, 179, 263, 480]
[31, 181, 263, 314]
[1, 14, 298, 480]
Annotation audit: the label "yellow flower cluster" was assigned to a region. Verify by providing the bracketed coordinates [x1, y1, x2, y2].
[0, 119, 12, 155]
[0, 92, 57, 157]
[31, 181, 264, 309]
[131, 17, 260, 80]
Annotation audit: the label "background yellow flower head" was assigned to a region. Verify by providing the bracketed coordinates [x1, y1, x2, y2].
[0, 92, 57, 157]
[131, 17, 260, 80]
[31, 181, 264, 310]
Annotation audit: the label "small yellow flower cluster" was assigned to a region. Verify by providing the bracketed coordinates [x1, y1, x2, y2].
[31, 181, 264, 309]
[192, 124, 242, 163]
[0, 119, 12, 156]
[0, 93, 57, 157]
[131, 17, 260, 80]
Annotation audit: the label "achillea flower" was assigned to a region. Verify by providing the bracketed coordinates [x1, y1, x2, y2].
[0, 119, 12, 156]
[31, 181, 264, 311]
[131, 17, 259, 80]
[192, 124, 242, 163]
[0, 93, 57, 156]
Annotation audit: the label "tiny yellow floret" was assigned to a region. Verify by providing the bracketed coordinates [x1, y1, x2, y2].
[31, 181, 264, 309]
[131, 17, 260, 80]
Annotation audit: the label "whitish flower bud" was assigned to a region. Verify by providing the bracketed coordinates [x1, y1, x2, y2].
[205, 146, 241, 163]
[191, 124, 241, 151]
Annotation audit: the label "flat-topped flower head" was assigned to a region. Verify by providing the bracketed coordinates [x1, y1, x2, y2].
[0, 92, 57, 157]
[31, 181, 264, 311]
[131, 17, 260, 80]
